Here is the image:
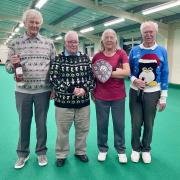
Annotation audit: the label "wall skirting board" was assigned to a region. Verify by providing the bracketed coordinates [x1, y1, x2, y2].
[169, 83, 180, 89]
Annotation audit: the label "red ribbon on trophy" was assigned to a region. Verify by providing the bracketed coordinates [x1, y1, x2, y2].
[92, 59, 112, 83]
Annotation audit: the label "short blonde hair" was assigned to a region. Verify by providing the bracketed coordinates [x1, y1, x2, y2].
[140, 21, 158, 34]
[100, 29, 119, 51]
[22, 9, 43, 25]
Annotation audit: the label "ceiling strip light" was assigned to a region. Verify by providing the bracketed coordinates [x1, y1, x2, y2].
[19, 22, 24, 28]
[142, 1, 180, 15]
[15, 27, 20, 33]
[55, 36, 63, 40]
[35, 0, 48, 9]
[80, 27, 94, 33]
[104, 18, 125, 27]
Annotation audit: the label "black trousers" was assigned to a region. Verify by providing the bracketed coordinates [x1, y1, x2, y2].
[129, 88, 160, 152]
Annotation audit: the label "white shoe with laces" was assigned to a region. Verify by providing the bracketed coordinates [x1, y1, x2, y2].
[38, 155, 48, 166]
[118, 153, 128, 163]
[98, 152, 107, 162]
[131, 150, 140, 163]
[14, 155, 29, 169]
[142, 152, 151, 164]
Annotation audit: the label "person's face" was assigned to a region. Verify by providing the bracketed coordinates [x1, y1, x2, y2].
[142, 25, 157, 45]
[102, 32, 117, 50]
[65, 34, 79, 54]
[24, 15, 41, 37]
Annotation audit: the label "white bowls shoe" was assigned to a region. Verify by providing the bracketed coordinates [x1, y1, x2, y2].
[118, 153, 128, 163]
[142, 152, 151, 164]
[98, 152, 107, 161]
[131, 150, 140, 163]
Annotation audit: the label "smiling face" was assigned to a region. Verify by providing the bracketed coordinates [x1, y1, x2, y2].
[65, 32, 79, 54]
[24, 14, 41, 38]
[141, 25, 157, 47]
[102, 31, 117, 51]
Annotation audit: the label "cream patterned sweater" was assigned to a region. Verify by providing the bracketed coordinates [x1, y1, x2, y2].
[5, 33, 56, 94]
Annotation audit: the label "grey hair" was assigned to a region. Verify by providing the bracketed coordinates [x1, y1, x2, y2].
[140, 21, 158, 34]
[64, 30, 79, 42]
[22, 9, 43, 25]
[100, 29, 119, 52]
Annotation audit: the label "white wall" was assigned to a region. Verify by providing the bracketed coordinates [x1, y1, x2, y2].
[170, 28, 180, 84]
[0, 45, 8, 64]
[157, 34, 167, 49]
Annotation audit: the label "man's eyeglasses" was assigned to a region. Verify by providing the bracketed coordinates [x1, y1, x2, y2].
[67, 41, 79, 45]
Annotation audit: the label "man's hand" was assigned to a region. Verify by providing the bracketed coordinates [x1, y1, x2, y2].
[157, 102, 166, 112]
[73, 88, 85, 97]
[133, 78, 146, 90]
[50, 89, 55, 99]
[157, 96, 167, 112]
[11, 55, 20, 64]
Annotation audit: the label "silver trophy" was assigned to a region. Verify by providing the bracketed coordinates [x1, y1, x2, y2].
[92, 59, 112, 83]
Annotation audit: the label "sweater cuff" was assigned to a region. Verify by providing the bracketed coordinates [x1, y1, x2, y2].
[130, 76, 137, 83]
[159, 96, 167, 104]
[161, 90, 168, 97]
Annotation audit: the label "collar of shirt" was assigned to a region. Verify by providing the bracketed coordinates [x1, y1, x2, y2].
[139, 42, 158, 50]
[23, 33, 43, 41]
[64, 49, 80, 56]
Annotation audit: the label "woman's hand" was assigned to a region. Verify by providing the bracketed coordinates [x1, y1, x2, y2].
[111, 63, 130, 78]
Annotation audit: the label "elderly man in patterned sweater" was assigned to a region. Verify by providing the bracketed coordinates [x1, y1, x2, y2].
[5, 9, 56, 169]
[50, 31, 95, 167]
[129, 21, 169, 164]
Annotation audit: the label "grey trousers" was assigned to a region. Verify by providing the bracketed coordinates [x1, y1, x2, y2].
[15, 91, 51, 157]
[95, 99, 126, 154]
[129, 88, 160, 152]
[55, 105, 90, 159]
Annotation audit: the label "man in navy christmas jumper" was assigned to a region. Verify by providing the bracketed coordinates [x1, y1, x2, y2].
[129, 21, 169, 164]
[50, 31, 95, 167]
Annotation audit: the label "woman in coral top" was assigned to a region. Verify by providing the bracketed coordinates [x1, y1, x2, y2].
[92, 29, 130, 163]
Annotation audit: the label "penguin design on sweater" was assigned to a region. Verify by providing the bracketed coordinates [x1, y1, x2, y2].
[138, 54, 160, 87]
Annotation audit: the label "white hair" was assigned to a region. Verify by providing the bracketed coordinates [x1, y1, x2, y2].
[64, 30, 79, 42]
[100, 29, 119, 51]
[22, 9, 43, 25]
[140, 21, 158, 34]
